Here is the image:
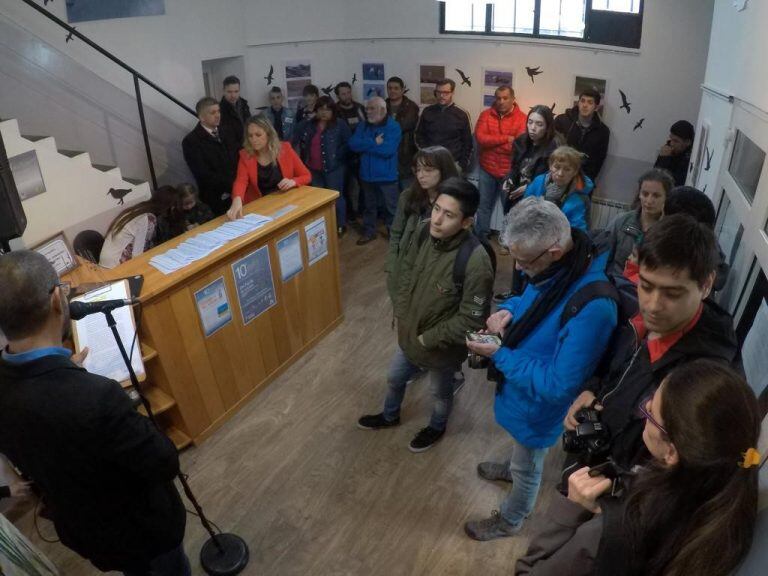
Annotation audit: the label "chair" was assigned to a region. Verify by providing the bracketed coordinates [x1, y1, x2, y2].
[72, 230, 104, 264]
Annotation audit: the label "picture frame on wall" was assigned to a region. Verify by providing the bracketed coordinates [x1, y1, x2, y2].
[691, 121, 711, 187]
[32, 232, 79, 276]
[573, 75, 608, 112]
[419, 64, 446, 105]
[482, 67, 514, 108]
[9, 149, 46, 201]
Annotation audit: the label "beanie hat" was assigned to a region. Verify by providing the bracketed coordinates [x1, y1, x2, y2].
[670, 120, 695, 142]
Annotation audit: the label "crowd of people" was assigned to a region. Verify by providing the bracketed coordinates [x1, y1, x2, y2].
[0, 71, 762, 576]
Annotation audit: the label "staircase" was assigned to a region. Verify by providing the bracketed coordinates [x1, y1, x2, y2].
[1, 116, 151, 247]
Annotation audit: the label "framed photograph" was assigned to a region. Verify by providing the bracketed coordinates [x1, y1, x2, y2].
[420, 65, 445, 85]
[691, 121, 711, 187]
[9, 149, 46, 201]
[363, 83, 385, 99]
[484, 69, 513, 88]
[285, 60, 312, 80]
[573, 76, 608, 111]
[32, 232, 79, 276]
[66, 0, 165, 23]
[362, 63, 385, 82]
[483, 94, 496, 108]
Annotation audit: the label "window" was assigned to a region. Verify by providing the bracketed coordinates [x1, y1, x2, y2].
[728, 130, 765, 205]
[440, 1, 644, 49]
[592, 0, 641, 13]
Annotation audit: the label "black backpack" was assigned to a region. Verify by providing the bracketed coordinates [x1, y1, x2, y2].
[417, 225, 497, 293]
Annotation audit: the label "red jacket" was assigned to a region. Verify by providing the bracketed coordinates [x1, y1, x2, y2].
[232, 141, 311, 204]
[475, 104, 527, 178]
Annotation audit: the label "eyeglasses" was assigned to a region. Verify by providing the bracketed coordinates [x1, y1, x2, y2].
[435, 90, 453, 95]
[515, 241, 557, 268]
[49, 281, 71, 300]
[637, 395, 668, 436]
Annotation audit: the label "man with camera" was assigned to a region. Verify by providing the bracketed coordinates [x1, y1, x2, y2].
[0, 251, 189, 575]
[562, 214, 738, 479]
[463, 197, 618, 541]
[357, 178, 494, 452]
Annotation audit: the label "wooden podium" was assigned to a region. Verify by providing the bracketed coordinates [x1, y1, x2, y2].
[64, 187, 343, 448]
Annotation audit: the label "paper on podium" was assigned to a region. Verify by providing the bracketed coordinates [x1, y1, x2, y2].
[71, 280, 144, 384]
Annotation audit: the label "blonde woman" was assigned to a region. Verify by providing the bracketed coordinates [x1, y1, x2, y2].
[228, 114, 311, 220]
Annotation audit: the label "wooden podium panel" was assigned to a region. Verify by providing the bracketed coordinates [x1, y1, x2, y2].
[64, 187, 342, 445]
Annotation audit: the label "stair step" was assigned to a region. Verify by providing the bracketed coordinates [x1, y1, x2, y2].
[22, 134, 49, 142]
[92, 163, 118, 172]
[123, 177, 147, 186]
[58, 148, 87, 158]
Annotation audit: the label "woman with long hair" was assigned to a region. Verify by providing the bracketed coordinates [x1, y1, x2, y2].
[385, 146, 459, 302]
[227, 114, 311, 220]
[293, 96, 351, 234]
[516, 359, 762, 576]
[99, 185, 183, 268]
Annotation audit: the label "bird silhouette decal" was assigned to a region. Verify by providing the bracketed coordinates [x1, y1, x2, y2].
[107, 187, 132, 205]
[619, 90, 631, 114]
[702, 183, 708, 194]
[633, 118, 645, 131]
[352, 73, 357, 85]
[551, 103, 556, 113]
[403, 88, 410, 95]
[525, 66, 542, 83]
[65, 27, 75, 43]
[704, 146, 713, 171]
[43, 0, 53, 5]
[455, 69, 471, 87]
[264, 65, 274, 85]
[321, 84, 334, 97]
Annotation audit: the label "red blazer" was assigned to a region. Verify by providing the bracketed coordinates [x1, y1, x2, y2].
[475, 104, 527, 178]
[231, 141, 311, 204]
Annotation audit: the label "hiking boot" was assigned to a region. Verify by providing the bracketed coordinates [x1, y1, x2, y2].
[464, 510, 520, 541]
[357, 413, 400, 430]
[477, 461, 513, 483]
[356, 234, 377, 246]
[453, 370, 466, 396]
[408, 426, 444, 453]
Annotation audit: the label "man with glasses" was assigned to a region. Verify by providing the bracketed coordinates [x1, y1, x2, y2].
[463, 197, 618, 541]
[415, 79, 473, 173]
[562, 214, 737, 479]
[0, 251, 189, 575]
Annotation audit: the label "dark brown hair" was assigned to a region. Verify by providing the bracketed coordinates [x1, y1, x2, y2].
[107, 185, 183, 239]
[526, 105, 556, 145]
[407, 146, 459, 215]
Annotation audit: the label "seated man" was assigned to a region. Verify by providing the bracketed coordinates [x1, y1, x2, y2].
[464, 197, 618, 541]
[0, 251, 188, 575]
[358, 178, 495, 452]
[563, 214, 738, 477]
[654, 120, 694, 186]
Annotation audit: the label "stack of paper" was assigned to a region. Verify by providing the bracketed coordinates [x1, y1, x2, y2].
[150, 213, 273, 274]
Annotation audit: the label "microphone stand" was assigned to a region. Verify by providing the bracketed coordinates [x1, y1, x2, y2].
[103, 309, 249, 575]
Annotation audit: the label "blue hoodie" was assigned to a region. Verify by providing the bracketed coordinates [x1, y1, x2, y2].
[491, 249, 618, 448]
[524, 172, 594, 232]
[349, 116, 402, 183]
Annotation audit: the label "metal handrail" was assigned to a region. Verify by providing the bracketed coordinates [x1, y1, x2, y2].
[19, 0, 198, 188]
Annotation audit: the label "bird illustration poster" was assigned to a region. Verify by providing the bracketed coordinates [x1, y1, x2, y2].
[573, 76, 607, 112]
[363, 84, 386, 99]
[8, 150, 46, 201]
[482, 68, 514, 108]
[361, 62, 386, 101]
[419, 65, 446, 105]
[65, 0, 165, 23]
[284, 60, 312, 111]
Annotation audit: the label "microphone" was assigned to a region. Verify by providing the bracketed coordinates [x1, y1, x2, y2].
[69, 298, 139, 320]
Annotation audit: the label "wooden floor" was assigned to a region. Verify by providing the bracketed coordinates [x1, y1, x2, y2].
[14, 229, 567, 576]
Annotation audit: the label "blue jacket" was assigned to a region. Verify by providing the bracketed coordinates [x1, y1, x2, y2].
[349, 117, 402, 183]
[292, 119, 351, 173]
[524, 172, 594, 232]
[263, 106, 297, 141]
[492, 249, 618, 448]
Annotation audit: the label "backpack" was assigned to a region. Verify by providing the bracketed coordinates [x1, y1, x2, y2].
[417, 225, 497, 293]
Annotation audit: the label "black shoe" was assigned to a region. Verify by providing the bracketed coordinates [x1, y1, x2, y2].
[477, 461, 513, 483]
[408, 426, 444, 453]
[493, 290, 513, 303]
[356, 234, 376, 246]
[357, 413, 400, 430]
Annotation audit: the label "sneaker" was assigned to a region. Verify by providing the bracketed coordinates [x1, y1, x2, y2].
[357, 413, 400, 430]
[464, 510, 520, 541]
[477, 461, 513, 483]
[356, 234, 377, 246]
[408, 426, 444, 453]
[453, 371, 466, 396]
[493, 290, 513, 303]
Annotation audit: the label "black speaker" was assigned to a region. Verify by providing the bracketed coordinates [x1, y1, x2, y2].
[0, 133, 27, 245]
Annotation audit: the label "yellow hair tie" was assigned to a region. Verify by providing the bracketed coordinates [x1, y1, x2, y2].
[739, 448, 761, 469]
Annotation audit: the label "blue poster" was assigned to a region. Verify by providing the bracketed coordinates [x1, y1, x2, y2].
[231, 246, 277, 325]
[277, 231, 303, 281]
[194, 277, 232, 337]
[66, 1, 166, 24]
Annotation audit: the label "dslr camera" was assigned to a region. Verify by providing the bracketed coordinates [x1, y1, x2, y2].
[562, 407, 611, 466]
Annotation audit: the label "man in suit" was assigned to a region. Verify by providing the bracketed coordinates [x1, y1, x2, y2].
[0, 251, 188, 575]
[182, 96, 239, 216]
[218, 75, 251, 151]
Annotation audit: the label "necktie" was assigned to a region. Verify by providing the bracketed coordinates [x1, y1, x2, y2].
[211, 128, 220, 142]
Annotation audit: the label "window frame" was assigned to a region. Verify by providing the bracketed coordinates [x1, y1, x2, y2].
[438, 0, 645, 49]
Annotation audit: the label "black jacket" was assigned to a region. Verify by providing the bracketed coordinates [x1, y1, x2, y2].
[0, 354, 185, 572]
[387, 96, 421, 177]
[182, 122, 239, 216]
[654, 148, 691, 186]
[505, 134, 558, 212]
[415, 103, 473, 171]
[554, 107, 611, 182]
[587, 300, 738, 468]
[219, 96, 251, 151]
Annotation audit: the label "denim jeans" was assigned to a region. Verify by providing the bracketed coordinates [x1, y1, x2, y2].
[122, 543, 191, 576]
[499, 439, 549, 528]
[311, 166, 347, 227]
[382, 348, 457, 431]
[361, 180, 400, 237]
[476, 167, 506, 239]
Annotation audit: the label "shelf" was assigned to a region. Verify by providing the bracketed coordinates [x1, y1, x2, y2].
[166, 426, 192, 450]
[137, 386, 176, 417]
[117, 344, 157, 388]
